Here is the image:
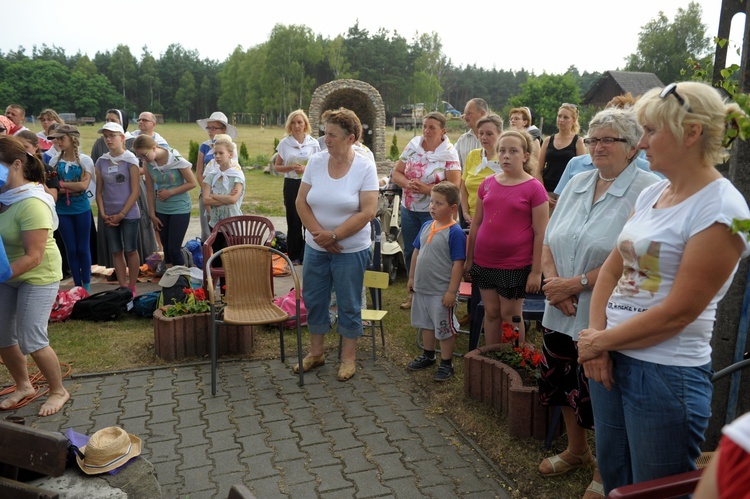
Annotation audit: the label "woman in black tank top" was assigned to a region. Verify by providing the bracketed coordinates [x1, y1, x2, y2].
[538, 104, 586, 203]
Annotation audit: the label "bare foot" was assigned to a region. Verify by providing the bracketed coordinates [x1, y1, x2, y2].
[38, 389, 70, 417]
[0, 386, 36, 410]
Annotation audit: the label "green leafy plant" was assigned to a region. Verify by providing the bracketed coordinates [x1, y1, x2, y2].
[239, 141, 249, 165]
[162, 287, 210, 317]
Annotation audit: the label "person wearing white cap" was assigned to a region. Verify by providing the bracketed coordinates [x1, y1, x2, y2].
[94, 122, 141, 296]
[196, 112, 237, 241]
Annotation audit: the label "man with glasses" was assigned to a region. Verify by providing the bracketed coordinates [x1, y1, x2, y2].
[130, 112, 168, 148]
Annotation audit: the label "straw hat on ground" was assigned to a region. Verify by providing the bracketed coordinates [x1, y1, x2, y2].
[76, 426, 142, 475]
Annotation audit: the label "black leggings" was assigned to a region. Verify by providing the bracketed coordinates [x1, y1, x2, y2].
[157, 212, 191, 265]
[283, 178, 304, 262]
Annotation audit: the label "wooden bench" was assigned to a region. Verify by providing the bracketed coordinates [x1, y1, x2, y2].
[0, 420, 69, 499]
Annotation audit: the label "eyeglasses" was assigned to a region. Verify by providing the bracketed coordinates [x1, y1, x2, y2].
[583, 137, 628, 147]
[137, 118, 153, 123]
[562, 103, 578, 109]
[206, 126, 224, 131]
[660, 83, 693, 113]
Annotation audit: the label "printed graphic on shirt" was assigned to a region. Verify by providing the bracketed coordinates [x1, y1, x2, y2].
[616, 239, 662, 297]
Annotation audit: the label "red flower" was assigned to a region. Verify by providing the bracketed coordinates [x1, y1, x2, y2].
[501, 323, 519, 343]
[183, 287, 194, 295]
[193, 288, 206, 301]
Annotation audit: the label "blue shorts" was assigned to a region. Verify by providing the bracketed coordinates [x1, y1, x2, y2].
[104, 218, 139, 253]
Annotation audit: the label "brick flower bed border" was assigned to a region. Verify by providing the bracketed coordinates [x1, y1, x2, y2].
[153, 309, 254, 361]
[464, 343, 557, 440]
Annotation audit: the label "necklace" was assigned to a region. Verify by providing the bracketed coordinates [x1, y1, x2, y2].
[598, 171, 618, 182]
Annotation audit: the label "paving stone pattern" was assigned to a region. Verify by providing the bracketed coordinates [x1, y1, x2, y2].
[19, 358, 511, 498]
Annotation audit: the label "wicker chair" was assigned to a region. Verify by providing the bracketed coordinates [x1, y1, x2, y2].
[206, 244, 303, 393]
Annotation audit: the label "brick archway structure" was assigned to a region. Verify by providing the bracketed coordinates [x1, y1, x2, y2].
[309, 79, 386, 164]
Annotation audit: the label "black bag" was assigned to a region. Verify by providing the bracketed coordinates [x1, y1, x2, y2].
[71, 287, 133, 321]
[272, 231, 288, 253]
[157, 275, 193, 308]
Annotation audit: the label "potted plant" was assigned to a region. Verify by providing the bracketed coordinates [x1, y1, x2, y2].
[464, 323, 556, 440]
[153, 287, 253, 361]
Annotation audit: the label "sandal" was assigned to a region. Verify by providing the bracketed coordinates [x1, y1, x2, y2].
[293, 354, 326, 374]
[399, 297, 412, 310]
[584, 479, 604, 498]
[539, 447, 595, 477]
[337, 361, 356, 382]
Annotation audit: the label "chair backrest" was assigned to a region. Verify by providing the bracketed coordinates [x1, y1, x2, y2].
[210, 215, 275, 247]
[220, 245, 277, 309]
[364, 271, 389, 290]
[203, 216, 275, 285]
[364, 270, 389, 311]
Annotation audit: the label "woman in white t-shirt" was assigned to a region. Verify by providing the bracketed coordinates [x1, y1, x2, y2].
[294, 108, 379, 382]
[577, 81, 750, 495]
[275, 110, 321, 264]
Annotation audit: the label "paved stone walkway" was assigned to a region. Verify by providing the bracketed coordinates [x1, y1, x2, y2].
[18, 356, 512, 498]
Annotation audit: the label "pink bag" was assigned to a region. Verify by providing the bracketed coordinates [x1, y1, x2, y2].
[50, 286, 90, 322]
[273, 288, 307, 329]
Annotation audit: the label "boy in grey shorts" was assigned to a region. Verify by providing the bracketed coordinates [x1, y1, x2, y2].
[407, 182, 466, 381]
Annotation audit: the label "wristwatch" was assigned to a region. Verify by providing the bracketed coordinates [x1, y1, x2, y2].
[331, 230, 338, 242]
[580, 273, 589, 289]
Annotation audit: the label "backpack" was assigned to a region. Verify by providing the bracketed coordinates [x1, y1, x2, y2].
[272, 231, 288, 254]
[132, 291, 162, 318]
[157, 274, 195, 309]
[184, 238, 204, 269]
[71, 287, 133, 321]
[50, 286, 89, 322]
[273, 288, 307, 329]
[181, 247, 194, 268]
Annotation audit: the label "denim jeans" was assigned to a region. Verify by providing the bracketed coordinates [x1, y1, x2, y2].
[400, 207, 432, 272]
[104, 218, 140, 254]
[302, 244, 369, 339]
[590, 352, 712, 494]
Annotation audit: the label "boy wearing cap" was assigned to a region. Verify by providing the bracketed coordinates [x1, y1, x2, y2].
[94, 122, 141, 296]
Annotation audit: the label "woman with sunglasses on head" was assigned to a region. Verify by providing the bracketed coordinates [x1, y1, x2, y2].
[537, 108, 659, 498]
[577, 81, 750, 494]
[538, 103, 586, 208]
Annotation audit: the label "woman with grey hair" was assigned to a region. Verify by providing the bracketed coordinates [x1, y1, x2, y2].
[536, 107, 660, 498]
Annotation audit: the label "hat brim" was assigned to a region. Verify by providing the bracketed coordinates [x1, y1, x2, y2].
[97, 127, 125, 135]
[196, 118, 237, 139]
[76, 433, 142, 475]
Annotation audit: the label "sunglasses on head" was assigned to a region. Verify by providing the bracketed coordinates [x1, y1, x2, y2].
[660, 83, 693, 113]
[0, 127, 5, 133]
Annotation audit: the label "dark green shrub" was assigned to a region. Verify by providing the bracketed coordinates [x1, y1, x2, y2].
[273, 137, 279, 153]
[239, 142, 249, 165]
[388, 134, 400, 161]
[188, 140, 199, 168]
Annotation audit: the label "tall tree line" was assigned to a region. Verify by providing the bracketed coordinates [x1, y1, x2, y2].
[0, 3, 710, 131]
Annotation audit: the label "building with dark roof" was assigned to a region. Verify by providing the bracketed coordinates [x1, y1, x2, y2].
[583, 71, 664, 108]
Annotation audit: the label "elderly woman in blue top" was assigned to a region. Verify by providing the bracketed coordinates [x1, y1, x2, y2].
[133, 135, 197, 270]
[577, 81, 750, 494]
[537, 107, 659, 497]
[295, 108, 378, 382]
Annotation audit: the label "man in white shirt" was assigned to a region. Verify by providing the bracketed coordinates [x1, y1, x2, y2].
[131, 111, 169, 147]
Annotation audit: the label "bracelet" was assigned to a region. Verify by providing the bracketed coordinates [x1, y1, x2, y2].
[120, 211, 125, 216]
